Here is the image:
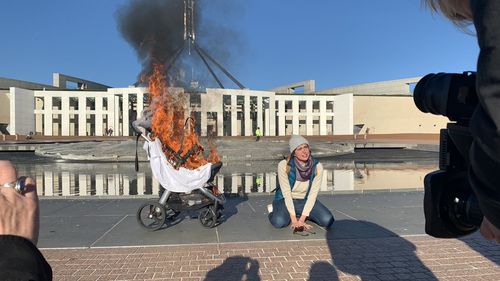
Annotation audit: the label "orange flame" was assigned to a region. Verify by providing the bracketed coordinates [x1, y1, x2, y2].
[148, 64, 219, 169]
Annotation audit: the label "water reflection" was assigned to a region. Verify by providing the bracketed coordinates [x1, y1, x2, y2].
[11, 158, 437, 197]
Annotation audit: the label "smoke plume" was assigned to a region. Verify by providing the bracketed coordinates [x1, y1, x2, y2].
[116, 0, 243, 89]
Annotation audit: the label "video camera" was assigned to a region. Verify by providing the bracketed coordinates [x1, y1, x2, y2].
[414, 72, 484, 238]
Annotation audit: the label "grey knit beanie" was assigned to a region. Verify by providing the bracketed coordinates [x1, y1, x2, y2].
[289, 135, 309, 153]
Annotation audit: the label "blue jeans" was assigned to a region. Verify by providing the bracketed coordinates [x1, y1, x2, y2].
[268, 198, 334, 228]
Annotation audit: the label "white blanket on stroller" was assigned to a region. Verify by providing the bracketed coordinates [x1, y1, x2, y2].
[145, 138, 212, 193]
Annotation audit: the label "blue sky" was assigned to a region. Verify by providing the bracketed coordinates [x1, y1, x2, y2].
[0, 0, 478, 91]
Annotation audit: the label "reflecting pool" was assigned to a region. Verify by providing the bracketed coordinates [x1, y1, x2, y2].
[7, 150, 438, 197]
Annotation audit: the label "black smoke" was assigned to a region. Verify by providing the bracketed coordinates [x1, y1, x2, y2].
[116, 0, 185, 82]
[116, 0, 244, 90]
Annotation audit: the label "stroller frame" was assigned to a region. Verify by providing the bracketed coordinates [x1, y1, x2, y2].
[136, 134, 225, 231]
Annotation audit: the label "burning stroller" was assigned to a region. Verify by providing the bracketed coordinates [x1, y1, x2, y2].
[134, 65, 225, 231]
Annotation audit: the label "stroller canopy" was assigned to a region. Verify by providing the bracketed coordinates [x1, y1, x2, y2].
[146, 138, 212, 193]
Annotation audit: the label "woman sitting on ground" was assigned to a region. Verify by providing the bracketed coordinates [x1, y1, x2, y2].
[268, 135, 334, 230]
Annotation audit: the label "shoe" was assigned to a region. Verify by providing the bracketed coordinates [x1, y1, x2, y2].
[267, 204, 273, 213]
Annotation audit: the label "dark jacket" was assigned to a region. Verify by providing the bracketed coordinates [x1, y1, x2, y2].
[0, 235, 52, 281]
[469, 0, 500, 229]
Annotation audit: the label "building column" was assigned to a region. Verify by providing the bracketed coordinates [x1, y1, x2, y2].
[231, 95, 237, 136]
[61, 96, 70, 136]
[108, 94, 115, 136]
[306, 100, 313, 136]
[319, 99, 327, 135]
[62, 172, 70, 196]
[114, 95, 120, 136]
[232, 175, 241, 195]
[35, 174, 43, 196]
[278, 99, 285, 136]
[123, 175, 130, 196]
[95, 174, 104, 196]
[44, 171, 53, 196]
[78, 96, 87, 136]
[217, 109, 224, 137]
[43, 96, 53, 136]
[216, 175, 224, 194]
[79, 174, 88, 196]
[152, 177, 160, 196]
[95, 97, 104, 136]
[122, 93, 130, 136]
[292, 98, 299, 134]
[201, 110, 207, 136]
[257, 96, 263, 132]
[244, 95, 251, 136]
[137, 173, 145, 195]
[245, 174, 253, 194]
[268, 96, 276, 136]
[136, 92, 144, 120]
[267, 172, 276, 193]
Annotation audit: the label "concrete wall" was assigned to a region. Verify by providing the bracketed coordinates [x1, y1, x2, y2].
[318, 77, 420, 96]
[0, 90, 9, 124]
[353, 95, 448, 134]
[333, 94, 353, 134]
[10, 87, 35, 134]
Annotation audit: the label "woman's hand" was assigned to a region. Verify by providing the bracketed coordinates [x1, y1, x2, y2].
[290, 215, 313, 230]
[0, 161, 40, 245]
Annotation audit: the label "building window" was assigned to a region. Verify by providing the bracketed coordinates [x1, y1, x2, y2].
[326, 101, 334, 112]
[52, 97, 61, 110]
[36, 97, 44, 110]
[299, 101, 306, 112]
[313, 101, 319, 112]
[69, 97, 78, 110]
[86, 97, 96, 111]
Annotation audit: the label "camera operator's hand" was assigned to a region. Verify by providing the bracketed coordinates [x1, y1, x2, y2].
[0, 160, 39, 245]
[480, 217, 500, 243]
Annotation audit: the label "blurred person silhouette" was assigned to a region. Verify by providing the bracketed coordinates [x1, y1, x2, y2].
[424, 0, 500, 242]
[204, 256, 260, 281]
[268, 135, 334, 231]
[308, 220, 438, 281]
[0, 160, 52, 280]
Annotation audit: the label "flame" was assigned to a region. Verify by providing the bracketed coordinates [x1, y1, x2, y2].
[148, 63, 219, 169]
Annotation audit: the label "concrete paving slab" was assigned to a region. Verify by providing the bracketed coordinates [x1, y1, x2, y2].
[39, 214, 126, 248]
[91, 215, 219, 247]
[323, 192, 427, 235]
[38, 191, 430, 248]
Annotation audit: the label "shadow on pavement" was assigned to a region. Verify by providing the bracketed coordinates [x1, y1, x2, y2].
[460, 232, 500, 266]
[204, 256, 260, 281]
[308, 220, 438, 281]
[220, 195, 249, 222]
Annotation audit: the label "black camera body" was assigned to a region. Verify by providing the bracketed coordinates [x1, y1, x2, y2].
[414, 72, 483, 238]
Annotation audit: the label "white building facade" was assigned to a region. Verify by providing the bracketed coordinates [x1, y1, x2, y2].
[6, 85, 353, 137]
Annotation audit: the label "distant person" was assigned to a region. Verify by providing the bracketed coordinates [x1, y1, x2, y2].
[268, 135, 334, 231]
[425, 0, 500, 242]
[0, 160, 52, 280]
[26, 131, 34, 140]
[107, 127, 113, 136]
[255, 127, 262, 141]
[255, 175, 263, 192]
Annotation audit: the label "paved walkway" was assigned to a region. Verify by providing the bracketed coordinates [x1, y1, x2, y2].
[37, 193, 499, 280]
[43, 235, 498, 281]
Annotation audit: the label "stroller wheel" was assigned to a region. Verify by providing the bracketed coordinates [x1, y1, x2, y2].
[199, 206, 218, 228]
[137, 201, 167, 231]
